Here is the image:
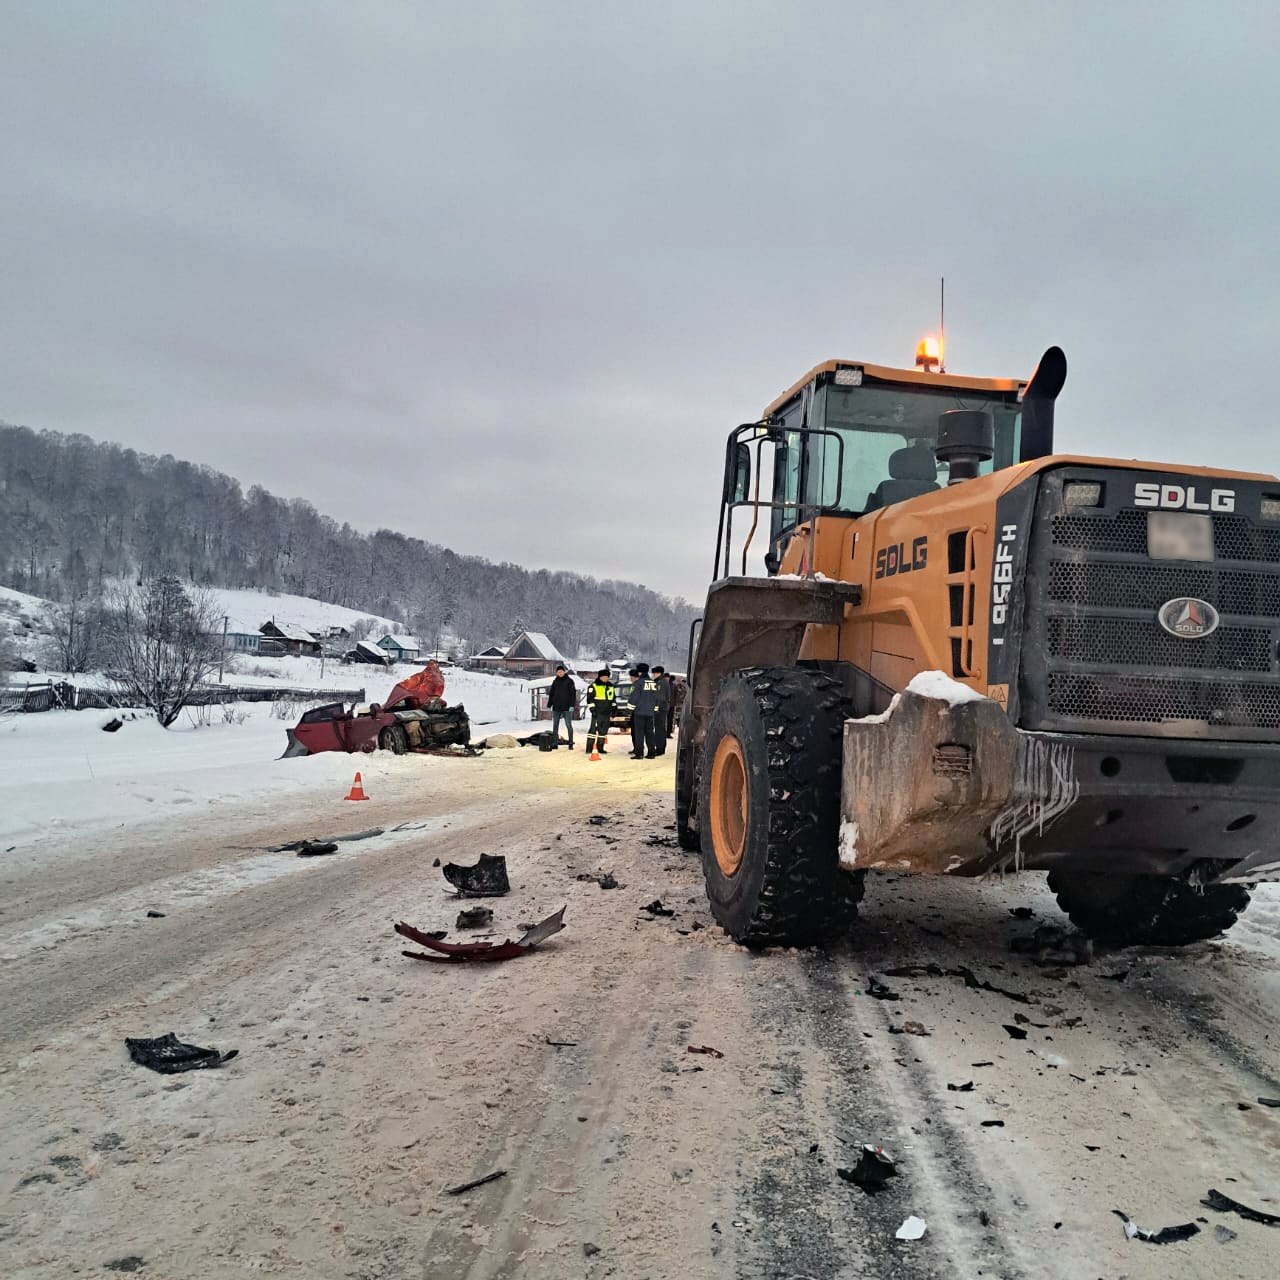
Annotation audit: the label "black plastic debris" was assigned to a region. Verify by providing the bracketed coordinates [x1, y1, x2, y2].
[1009, 906, 1035, 920]
[456, 905, 494, 930]
[125, 1033, 238, 1075]
[1215, 1224, 1238, 1243]
[948, 1081, 975, 1092]
[1013, 1012, 1049, 1029]
[443, 853, 510, 897]
[1112, 1209, 1200, 1244]
[1003, 1024, 1028, 1040]
[597, 873, 619, 890]
[103, 1257, 146, 1273]
[642, 899, 675, 917]
[587, 815, 608, 825]
[101, 717, 123, 733]
[296, 840, 339, 857]
[1202, 1188, 1280, 1226]
[432, 857, 441, 867]
[444, 1169, 506, 1196]
[980, 1120, 1005, 1128]
[837, 1145, 898, 1193]
[1257, 1097, 1280, 1108]
[864, 974, 900, 1001]
[145, 910, 165, 919]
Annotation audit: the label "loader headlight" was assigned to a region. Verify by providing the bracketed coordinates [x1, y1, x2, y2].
[1063, 481, 1103, 509]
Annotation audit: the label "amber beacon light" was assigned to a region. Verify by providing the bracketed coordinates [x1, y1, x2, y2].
[915, 335, 942, 372]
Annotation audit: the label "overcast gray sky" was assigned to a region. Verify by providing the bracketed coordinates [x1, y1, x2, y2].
[2, 1, 1277, 601]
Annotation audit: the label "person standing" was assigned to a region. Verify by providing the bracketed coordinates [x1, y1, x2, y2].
[651, 665, 672, 756]
[630, 663, 660, 759]
[585, 668, 615, 755]
[547, 663, 577, 749]
[670, 674, 688, 737]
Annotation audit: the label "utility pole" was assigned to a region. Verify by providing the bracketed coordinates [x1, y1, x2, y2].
[218, 614, 229, 683]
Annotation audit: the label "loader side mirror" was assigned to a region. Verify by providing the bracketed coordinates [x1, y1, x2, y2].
[724, 442, 751, 504]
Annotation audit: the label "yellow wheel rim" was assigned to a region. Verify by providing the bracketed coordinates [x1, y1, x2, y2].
[710, 734, 748, 876]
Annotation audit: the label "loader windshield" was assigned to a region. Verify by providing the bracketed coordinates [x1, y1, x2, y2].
[804, 382, 1022, 515]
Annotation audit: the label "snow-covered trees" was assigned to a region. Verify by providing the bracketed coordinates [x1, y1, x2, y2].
[101, 577, 222, 727]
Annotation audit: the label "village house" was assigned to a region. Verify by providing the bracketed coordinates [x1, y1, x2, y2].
[503, 631, 570, 679]
[377, 634, 421, 663]
[258, 620, 321, 657]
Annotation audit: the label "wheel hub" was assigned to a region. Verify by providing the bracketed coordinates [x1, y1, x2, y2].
[710, 733, 748, 876]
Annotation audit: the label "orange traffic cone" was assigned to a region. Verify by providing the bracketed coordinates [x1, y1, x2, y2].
[345, 771, 369, 801]
[590, 745, 601, 761]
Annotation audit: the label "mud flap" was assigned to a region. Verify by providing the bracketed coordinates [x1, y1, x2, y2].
[840, 688, 1021, 875]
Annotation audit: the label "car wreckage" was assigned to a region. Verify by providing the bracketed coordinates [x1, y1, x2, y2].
[282, 662, 471, 757]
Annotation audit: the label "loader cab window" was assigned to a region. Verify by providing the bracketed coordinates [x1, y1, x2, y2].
[771, 381, 1021, 542]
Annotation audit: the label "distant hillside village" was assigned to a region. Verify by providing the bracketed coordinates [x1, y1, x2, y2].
[0, 423, 697, 668]
[230, 619, 619, 679]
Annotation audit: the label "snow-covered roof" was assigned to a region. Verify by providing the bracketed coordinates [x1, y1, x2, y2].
[475, 645, 506, 658]
[514, 631, 566, 662]
[354, 640, 388, 659]
[261, 621, 319, 643]
[379, 634, 420, 650]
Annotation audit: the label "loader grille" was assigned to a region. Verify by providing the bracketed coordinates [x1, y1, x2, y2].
[1021, 469, 1280, 740]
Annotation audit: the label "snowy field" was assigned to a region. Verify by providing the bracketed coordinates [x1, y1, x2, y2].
[0, 667, 555, 851]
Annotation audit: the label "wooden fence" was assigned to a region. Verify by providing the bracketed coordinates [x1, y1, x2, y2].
[0, 682, 366, 714]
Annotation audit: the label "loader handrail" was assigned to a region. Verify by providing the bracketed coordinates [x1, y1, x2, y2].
[713, 422, 846, 581]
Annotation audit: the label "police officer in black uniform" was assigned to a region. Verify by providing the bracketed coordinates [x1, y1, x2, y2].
[630, 663, 661, 758]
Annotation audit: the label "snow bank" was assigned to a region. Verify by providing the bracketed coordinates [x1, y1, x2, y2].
[0, 670, 535, 848]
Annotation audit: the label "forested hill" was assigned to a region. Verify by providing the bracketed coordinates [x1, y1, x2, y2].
[0, 423, 698, 662]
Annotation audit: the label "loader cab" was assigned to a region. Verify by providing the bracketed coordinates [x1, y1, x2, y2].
[764, 363, 1026, 571]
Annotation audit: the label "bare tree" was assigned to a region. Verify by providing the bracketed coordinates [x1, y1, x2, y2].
[46, 593, 101, 674]
[0, 630, 17, 688]
[102, 577, 222, 727]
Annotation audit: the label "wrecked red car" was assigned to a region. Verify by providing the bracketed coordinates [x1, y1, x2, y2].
[283, 663, 470, 757]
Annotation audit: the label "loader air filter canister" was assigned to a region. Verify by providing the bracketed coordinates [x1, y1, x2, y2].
[936, 410, 995, 483]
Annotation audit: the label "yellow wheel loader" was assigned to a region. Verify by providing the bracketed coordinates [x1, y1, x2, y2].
[677, 344, 1276, 948]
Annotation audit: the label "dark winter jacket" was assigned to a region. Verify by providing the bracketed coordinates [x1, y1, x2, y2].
[630, 676, 662, 717]
[548, 673, 577, 712]
[654, 676, 671, 715]
[588, 680, 616, 710]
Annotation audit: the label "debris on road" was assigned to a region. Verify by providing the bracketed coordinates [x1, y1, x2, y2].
[101, 717, 123, 733]
[687, 1045, 723, 1058]
[948, 1081, 975, 1092]
[895, 1215, 927, 1241]
[1099, 968, 1131, 982]
[1257, 1097, 1280, 1108]
[545, 1037, 578, 1048]
[1202, 1188, 1280, 1226]
[295, 840, 339, 857]
[981, 1120, 1005, 1128]
[145, 910, 165, 919]
[443, 853, 510, 897]
[1003, 1024, 1028, 1040]
[641, 899, 675, 917]
[864, 974, 900, 1000]
[455, 906, 494, 929]
[396, 906, 567, 963]
[1009, 906, 1035, 919]
[587, 815, 608, 825]
[444, 1169, 507, 1196]
[1112, 1209, 1200, 1244]
[837, 1145, 898, 1193]
[126, 1032, 238, 1075]
[890, 1021, 930, 1036]
[269, 828, 384, 852]
[882, 963, 1031, 1004]
[597, 873, 619, 890]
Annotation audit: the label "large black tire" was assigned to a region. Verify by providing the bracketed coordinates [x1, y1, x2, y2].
[380, 724, 409, 755]
[698, 666, 863, 947]
[675, 733, 700, 852]
[1048, 862, 1251, 947]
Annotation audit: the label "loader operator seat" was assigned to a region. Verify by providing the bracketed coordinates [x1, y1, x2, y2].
[867, 444, 940, 511]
